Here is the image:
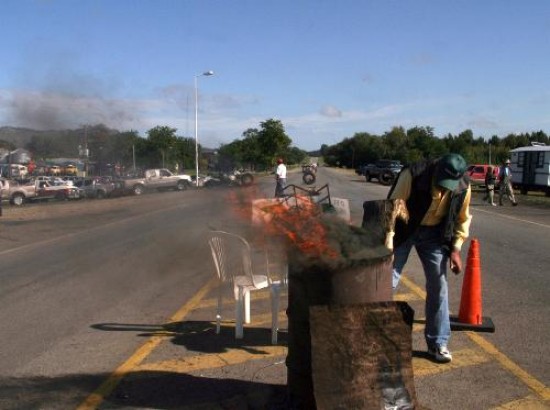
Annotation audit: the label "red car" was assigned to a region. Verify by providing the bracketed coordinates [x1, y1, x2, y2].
[466, 164, 499, 186]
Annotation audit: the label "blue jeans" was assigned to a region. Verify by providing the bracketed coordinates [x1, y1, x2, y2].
[392, 224, 451, 349]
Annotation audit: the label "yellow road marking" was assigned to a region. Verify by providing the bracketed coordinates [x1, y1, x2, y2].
[467, 332, 550, 401]
[244, 311, 288, 326]
[412, 323, 423, 333]
[491, 394, 550, 409]
[205, 311, 288, 329]
[394, 291, 422, 302]
[75, 277, 218, 410]
[413, 347, 490, 377]
[402, 275, 550, 401]
[136, 345, 287, 373]
[401, 276, 426, 299]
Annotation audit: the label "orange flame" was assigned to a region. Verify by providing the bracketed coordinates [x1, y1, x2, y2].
[223, 185, 341, 259]
[260, 196, 337, 258]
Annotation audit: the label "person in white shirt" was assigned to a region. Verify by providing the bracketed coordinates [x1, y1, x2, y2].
[498, 159, 517, 206]
[275, 158, 287, 197]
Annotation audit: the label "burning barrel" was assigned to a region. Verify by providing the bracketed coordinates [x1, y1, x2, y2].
[285, 199, 417, 409]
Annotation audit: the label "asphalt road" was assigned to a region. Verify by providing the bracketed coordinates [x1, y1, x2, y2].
[0, 189, 234, 409]
[0, 167, 548, 409]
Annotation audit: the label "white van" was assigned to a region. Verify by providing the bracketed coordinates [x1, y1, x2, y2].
[509, 143, 550, 196]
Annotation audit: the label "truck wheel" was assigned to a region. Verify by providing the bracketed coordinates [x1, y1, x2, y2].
[11, 193, 25, 206]
[96, 190, 106, 199]
[379, 171, 395, 186]
[303, 171, 316, 185]
[133, 184, 145, 195]
[56, 192, 67, 200]
[366, 174, 372, 182]
[177, 181, 188, 191]
[240, 173, 254, 187]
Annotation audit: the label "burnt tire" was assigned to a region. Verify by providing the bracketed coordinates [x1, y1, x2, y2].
[132, 184, 145, 195]
[240, 173, 254, 187]
[379, 171, 395, 186]
[10, 193, 25, 206]
[302, 171, 316, 185]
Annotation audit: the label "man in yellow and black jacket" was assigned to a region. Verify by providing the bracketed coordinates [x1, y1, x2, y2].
[388, 153, 472, 364]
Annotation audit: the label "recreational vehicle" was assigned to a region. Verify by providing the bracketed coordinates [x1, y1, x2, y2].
[509, 143, 550, 196]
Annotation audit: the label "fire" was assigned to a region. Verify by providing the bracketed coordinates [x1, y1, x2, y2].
[225, 185, 396, 271]
[258, 195, 338, 259]
[224, 187, 339, 258]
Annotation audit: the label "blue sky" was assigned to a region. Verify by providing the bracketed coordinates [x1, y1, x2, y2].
[1, 0, 549, 150]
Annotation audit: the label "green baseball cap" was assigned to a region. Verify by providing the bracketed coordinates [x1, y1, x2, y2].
[435, 154, 467, 191]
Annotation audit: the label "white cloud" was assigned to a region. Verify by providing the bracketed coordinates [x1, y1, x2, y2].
[320, 105, 342, 118]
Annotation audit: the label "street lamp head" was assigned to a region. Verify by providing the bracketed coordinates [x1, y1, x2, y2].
[203, 70, 214, 76]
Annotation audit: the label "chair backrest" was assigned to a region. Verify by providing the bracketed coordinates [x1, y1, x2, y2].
[263, 240, 289, 285]
[208, 230, 256, 285]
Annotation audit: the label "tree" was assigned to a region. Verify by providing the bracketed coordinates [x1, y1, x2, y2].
[216, 128, 261, 171]
[407, 126, 446, 161]
[147, 126, 178, 168]
[257, 119, 292, 166]
[172, 136, 195, 171]
[107, 130, 141, 171]
[382, 126, 409, 162]
[285, 146, 308, 165]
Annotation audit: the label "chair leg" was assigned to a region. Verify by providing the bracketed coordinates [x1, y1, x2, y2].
[216, 286, 223, 334]
[244, 290, 251, 324]
[271, 285, 281, 345]
[235, 286, 244, 339]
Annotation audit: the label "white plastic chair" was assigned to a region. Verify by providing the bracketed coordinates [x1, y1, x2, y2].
[264, 242, 288, 344]
[208, 230, 287, 343]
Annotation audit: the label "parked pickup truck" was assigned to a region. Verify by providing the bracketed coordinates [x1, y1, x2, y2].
[9, 179, 80, 206]
[117, 168, 193, 196]
[364, 160, 403, 185]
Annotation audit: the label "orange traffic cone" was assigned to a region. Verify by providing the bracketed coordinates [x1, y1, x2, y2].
[458, 239, 483, 324]
[450, 239, 495, 332]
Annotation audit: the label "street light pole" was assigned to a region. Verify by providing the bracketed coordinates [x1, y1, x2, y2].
[194, 70, 214, 187]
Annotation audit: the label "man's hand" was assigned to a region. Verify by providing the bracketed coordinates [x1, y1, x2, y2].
[450, 250, 463, 274]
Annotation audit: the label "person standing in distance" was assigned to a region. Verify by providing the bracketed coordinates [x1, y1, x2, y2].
[274, 158, 287, 198]
[388, 153, 472, 363]
[498, 159, 518, 206]
[484, 166, 497, 206]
